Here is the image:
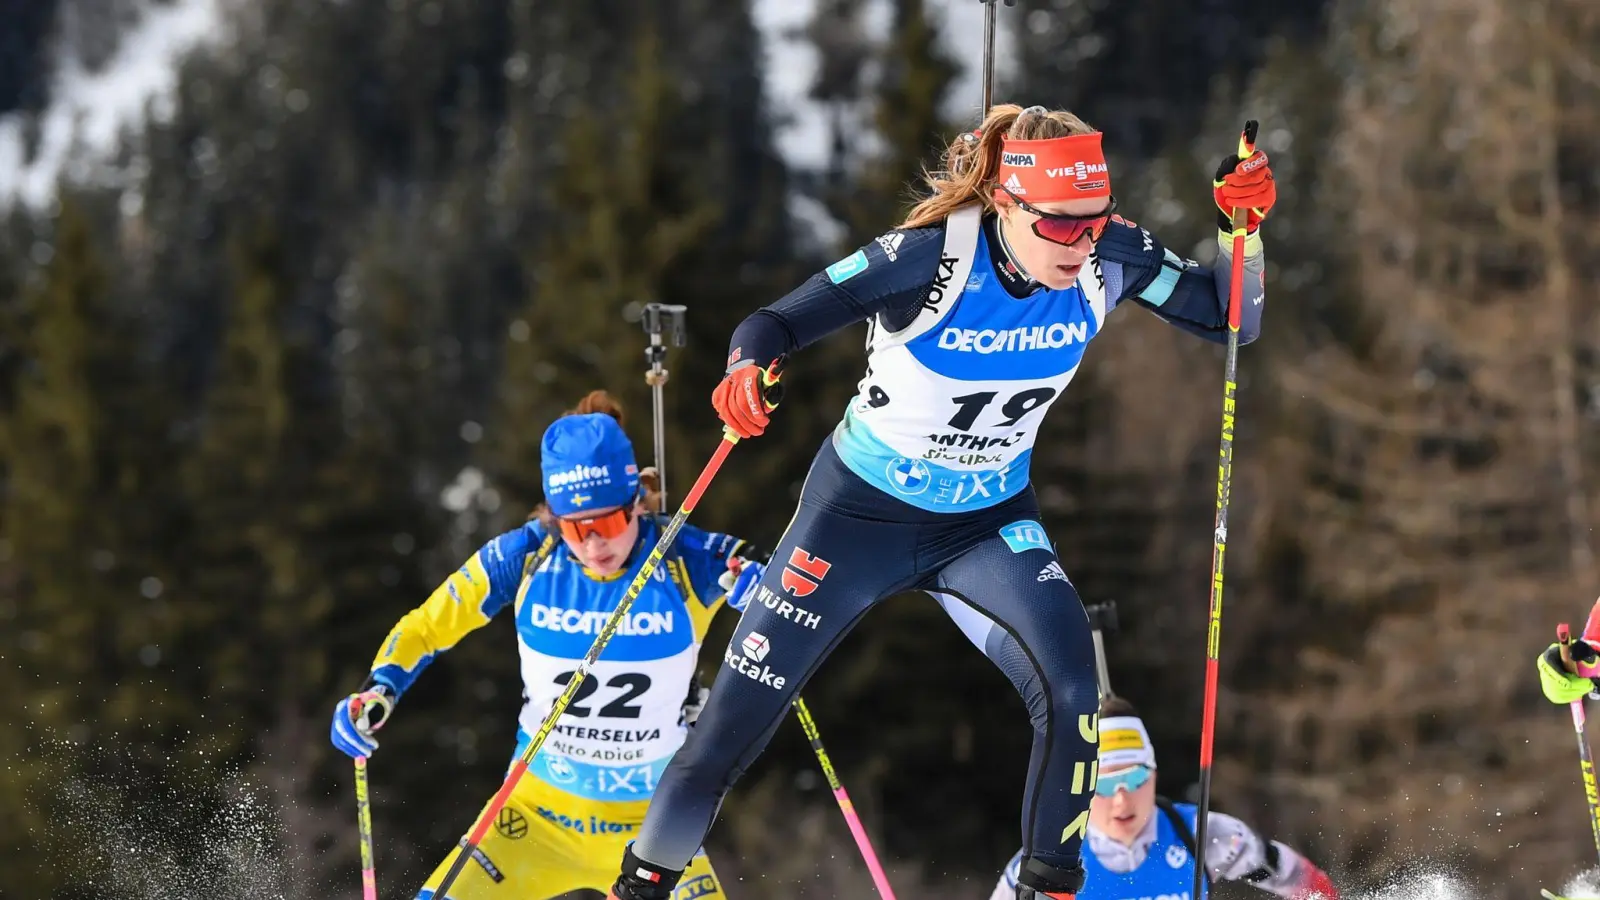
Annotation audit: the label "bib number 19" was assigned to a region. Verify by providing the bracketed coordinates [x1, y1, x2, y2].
[947, 387, 1057, 431]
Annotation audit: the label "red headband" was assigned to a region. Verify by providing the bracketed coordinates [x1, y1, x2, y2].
[993, 132, 1111, 204]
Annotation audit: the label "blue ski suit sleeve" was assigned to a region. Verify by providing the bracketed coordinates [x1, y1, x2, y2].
[726, 225, 950, 368]
[367, 522, 555, 698]
[1094, 216, 1265, 344]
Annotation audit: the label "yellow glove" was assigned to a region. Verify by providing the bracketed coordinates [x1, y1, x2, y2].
[1538, 642, 1598, 704]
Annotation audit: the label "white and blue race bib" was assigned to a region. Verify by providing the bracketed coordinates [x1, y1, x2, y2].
[834, 206, 1109, 512]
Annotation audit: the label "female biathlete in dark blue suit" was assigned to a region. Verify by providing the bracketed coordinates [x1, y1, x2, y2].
[608, 102, 1277, 900]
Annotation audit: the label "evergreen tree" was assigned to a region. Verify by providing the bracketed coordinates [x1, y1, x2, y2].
[490, 28, 720, 513]
[0, 195, 185, 893]
[165, 218, 326, 893]
[804, 0, 960, 244]
[491, 1, 805, 530]
[159, 214, 435, 891]
[0, 198, 113, 897]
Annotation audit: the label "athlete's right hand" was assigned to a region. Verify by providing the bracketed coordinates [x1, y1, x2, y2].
[712, 359, 783, 439]
[330, 686, 394, 760]
[1538, 641, 1599, 704]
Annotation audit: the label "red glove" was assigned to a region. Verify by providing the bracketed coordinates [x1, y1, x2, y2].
[711, 360, 783, 439]
[1290, 859, 1338, 900]
[1213, 122, 1276, 234]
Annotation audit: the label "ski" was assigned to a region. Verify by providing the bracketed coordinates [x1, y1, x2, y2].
[1541, 889, 1570, 900]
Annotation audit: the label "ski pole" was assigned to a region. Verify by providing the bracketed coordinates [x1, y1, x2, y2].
[976, 0, 1015, 114]
[1191, 119, 1260, 900]
[351, 690, 392, 900]
[1557, 622, 1600, 867]
[353, 758, 379, 900]
[430, 431, 744, 898]
[793, 697, 898, 900]
[641, 303, 688, 511]
[1085, 601, 1120, 700]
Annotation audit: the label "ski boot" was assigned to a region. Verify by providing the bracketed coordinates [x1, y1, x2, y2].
[606, 844, 683, 900]
[1015, 856, 1085, 900]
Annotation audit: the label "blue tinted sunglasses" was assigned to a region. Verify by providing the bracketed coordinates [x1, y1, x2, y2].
[1095, 765, 1153, 798]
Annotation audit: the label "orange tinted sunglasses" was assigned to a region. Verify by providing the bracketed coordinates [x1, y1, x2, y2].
[557, 507, 633, 543]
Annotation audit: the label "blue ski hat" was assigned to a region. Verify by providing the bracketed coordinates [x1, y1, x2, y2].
[540, 413, 640, 517]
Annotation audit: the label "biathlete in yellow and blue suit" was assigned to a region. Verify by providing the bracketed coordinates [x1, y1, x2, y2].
[329, 391, 765, 900]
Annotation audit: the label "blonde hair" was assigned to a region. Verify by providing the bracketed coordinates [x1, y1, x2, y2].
[901, 104, 1097, 229]
[530, 389, 662, 528]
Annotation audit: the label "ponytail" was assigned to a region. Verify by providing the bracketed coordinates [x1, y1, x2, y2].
[569, 389, 625, 425]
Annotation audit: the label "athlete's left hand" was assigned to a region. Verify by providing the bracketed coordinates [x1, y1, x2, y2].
[1539, 640, 1600, 704]
[719, 556, 765, 611]
[1213, 128, 1275, 235]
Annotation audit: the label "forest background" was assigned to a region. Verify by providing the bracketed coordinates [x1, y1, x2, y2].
[2, 0, 1598, 897]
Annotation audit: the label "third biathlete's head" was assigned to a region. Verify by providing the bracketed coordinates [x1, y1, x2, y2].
[537, 390, 660, 577]
[1090, 696, 1159, 845]
[902, 103, 1115, 292]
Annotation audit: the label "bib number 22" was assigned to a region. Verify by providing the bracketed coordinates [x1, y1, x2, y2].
[553, 671, 652, 718]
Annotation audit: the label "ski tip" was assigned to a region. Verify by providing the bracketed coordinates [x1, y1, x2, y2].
[1541, 888, 1570, 900]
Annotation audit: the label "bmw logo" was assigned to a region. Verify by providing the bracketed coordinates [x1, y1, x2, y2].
[545, 756, 578, 785]
[886, 457, 931, 496]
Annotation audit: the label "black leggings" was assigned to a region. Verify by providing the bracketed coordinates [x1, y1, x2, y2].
[634, 439, 1099, 874]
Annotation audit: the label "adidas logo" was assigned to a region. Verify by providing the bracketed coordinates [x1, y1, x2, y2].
[1004, 173, 1026, 195]
[875, 232, 905, 261]
[1037, 561, 1067, 583]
